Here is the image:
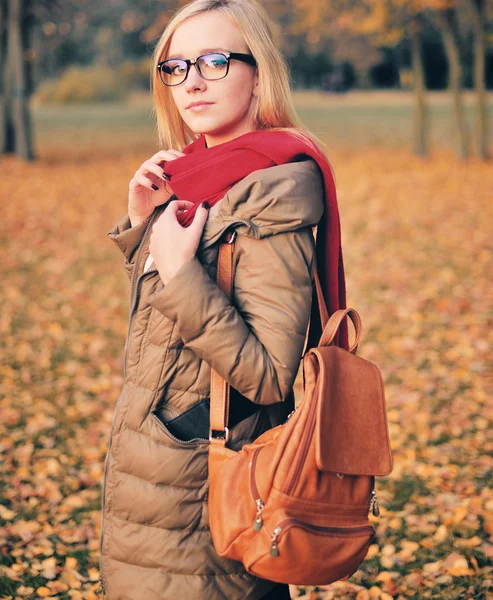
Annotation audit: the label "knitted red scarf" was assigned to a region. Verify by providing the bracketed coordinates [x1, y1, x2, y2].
[161, 129, 349, 351]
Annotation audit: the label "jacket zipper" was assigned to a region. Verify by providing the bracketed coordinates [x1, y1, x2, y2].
[98, 214, 247, 594]
[201, 218, 254, 251]
[98, 209, 159, 596]
[250, 446, 265, 530]
[155, 404, 181, 418]
[268, 520, 376, 558]
[226, 219, 251, 232]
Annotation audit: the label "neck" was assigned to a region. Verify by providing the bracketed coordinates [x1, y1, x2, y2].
[204, 121, 258, 149]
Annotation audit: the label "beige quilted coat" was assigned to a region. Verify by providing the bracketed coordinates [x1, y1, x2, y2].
[99, 159, 325, 599]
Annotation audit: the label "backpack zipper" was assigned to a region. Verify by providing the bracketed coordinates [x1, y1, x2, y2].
[250, 446, 265, 530]
[283, 392, 318, 496]
[369, 489, 380, 516]
[268, 520, 376, 558]
[250, 409, 296, 531]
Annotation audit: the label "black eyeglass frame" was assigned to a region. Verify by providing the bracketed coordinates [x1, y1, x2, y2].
[157, 51, 257, 86]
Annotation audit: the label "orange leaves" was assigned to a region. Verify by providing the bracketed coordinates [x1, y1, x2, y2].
[1, 108, 493, 600]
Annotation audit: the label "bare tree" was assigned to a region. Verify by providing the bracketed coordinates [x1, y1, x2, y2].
[0, 0, 36, 159]
[409, 16, 429, 157]
[468, 0, 491, 159]
[434, 5, 470, 158]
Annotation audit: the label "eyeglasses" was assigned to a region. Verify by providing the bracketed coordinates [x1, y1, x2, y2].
[157, 51, 257, 86]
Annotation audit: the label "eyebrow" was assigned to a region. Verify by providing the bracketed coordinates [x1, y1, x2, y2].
[166, 47, 230, 59]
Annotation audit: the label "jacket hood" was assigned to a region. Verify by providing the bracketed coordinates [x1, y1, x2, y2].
[198, 158, 324, 251]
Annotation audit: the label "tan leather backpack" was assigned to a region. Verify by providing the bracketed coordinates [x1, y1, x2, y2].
[208, 230, 394, 585]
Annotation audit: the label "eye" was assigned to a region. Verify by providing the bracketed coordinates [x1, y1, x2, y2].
[162, 60, 186, 76]
[202, 54, 228, 69]
[171, 61, 187, 74]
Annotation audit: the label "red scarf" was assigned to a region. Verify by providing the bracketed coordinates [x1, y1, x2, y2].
[162, 130, 349, 351]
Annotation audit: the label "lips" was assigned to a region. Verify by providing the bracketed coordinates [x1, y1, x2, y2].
[186, 102, 214, 109]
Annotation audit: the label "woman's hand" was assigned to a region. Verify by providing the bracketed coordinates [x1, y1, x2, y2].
[128, 149, 185, 226]
[149, 200, 210, 286]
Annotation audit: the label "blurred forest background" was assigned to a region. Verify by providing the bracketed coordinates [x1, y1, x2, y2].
[0, 1, 492, 600]
[1, 0, 493, 159]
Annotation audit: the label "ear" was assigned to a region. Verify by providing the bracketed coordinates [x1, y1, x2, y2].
[252, 68, 259, 96]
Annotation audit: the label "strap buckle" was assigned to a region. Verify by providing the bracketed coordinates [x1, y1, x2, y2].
[209, 427, 229, 442]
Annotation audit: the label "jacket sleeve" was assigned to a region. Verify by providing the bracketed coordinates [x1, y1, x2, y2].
[107, 213, 152, 281]
[147, 228, 315, 405]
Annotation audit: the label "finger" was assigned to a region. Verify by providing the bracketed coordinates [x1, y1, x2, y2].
[159, 149, 186, 158]
[140, 160, 170, 182]
[131, 173, 161, 192]
[155, 150, 186, 165]
[187, 201, 209, 231]
[149, 149, 184, 162]
[167, 200, 195, 214]
[156, 151, 186, 171]
[146, 151, 184, 178]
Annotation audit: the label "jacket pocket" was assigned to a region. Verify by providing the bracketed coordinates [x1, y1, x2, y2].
[150, 407, 210, 446]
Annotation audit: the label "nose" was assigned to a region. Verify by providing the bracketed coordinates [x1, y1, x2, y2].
[184, 62, 207, 92]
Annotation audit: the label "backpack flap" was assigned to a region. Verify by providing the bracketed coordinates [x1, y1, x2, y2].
[313, 346, 393, 476]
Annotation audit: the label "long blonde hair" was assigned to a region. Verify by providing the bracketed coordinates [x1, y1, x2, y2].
[150, 0, 333, 173]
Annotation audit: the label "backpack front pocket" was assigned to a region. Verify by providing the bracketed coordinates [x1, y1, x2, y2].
[243, 508, 376, 585]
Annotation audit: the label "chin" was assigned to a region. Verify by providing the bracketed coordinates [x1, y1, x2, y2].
[191, 121, 231, 136]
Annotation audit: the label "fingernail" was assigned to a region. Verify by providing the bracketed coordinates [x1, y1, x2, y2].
[162, 171, 170, 180]
[152, 184, 159, 190]
[201, 201, 210, 210]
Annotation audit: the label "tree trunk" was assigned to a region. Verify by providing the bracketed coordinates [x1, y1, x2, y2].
[410, 20, 428, 157]
[0, 0, 16, 154]
[439, 8, 469, 159]
[469, 0, 490, 160]
[7, 0, 34, 160]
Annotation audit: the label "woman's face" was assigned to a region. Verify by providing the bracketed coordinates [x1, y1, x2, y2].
[166, 11, 259, 148]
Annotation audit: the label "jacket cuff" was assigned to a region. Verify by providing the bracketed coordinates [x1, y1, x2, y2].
[107, 213, 151, 263]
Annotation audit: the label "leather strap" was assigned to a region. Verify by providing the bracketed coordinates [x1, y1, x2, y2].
[209, 233, 235, 438]
[301, 252, 329, 358]
[313, 254, 329, 330]
[209, 229, 334, 445]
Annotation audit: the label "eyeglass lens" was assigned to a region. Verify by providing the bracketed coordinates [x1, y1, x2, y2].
[160, 53, 229, 85]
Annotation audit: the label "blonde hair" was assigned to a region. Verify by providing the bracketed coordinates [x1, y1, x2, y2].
[150, 0, 333, 174]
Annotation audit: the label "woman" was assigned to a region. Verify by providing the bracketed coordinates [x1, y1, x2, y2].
[99, 0, 349, 598]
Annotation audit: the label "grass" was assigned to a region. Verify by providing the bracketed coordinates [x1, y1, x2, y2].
[30, 89, 493, 156]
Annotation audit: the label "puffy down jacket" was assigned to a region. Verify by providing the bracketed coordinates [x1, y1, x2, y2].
[100, 159, 325, 599]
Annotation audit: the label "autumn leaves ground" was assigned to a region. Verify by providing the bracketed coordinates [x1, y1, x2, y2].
[0, 97, 492, 599]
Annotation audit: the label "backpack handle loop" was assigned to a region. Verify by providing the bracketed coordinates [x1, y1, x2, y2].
[318, 307, 361, 354]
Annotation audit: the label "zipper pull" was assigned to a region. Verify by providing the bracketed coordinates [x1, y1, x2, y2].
[270, 526, 282, 557]
[369, 489, 380, 517]
[253, 499, 265, 531]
